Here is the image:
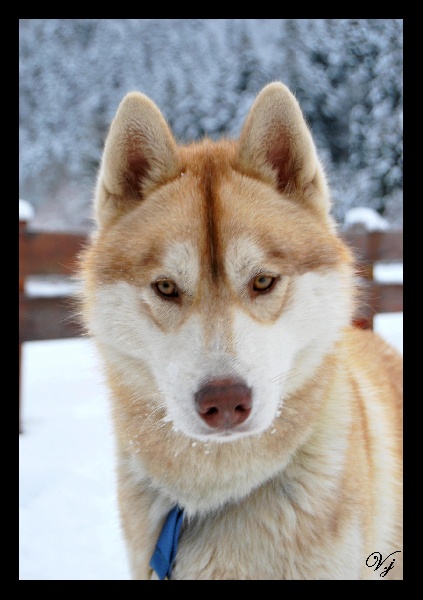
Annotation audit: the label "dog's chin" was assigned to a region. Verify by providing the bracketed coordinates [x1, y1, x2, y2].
[200, 432, 260, 444]
[181, 421, 272, 444]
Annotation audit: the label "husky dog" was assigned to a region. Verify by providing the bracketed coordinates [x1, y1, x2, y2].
[80, 82, 403, 580]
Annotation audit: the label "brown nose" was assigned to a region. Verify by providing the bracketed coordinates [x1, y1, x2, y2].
[195, 378, 252, 429]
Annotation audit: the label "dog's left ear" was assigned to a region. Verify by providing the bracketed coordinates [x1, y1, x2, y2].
[238, 82, 330, 215]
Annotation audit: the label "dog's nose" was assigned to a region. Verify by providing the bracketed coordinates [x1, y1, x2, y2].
[195, 378, 252, 429]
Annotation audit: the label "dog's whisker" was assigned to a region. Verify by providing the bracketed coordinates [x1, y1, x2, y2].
[270, 368, 303, 384]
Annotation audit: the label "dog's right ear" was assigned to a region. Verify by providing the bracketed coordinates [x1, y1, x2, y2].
[94, 92, 180, 228]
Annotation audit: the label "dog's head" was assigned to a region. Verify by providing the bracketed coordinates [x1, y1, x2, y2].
[82, 82, 355, 443]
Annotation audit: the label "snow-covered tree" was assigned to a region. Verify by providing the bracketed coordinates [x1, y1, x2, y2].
[19, 19, 403, 230]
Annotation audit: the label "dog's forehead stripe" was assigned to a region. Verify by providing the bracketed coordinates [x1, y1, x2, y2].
[182, 142, 235, 285]
[204, 162, 220, 281]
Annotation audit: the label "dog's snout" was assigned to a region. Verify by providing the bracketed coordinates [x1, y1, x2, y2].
[195, 378, 252, 429]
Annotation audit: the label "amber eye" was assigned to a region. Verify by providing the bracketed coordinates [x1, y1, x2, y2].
[154, 279, 179, 298]
[252, 274, 276, 293]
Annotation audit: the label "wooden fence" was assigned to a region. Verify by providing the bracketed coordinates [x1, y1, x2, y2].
[19, 215, 403, 433]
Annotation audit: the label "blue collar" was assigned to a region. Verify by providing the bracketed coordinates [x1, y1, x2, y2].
[149, 506, 184, 580]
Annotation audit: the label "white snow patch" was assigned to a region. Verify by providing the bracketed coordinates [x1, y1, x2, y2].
[19, 199, 35, 222]
[344, 207, 389, 231]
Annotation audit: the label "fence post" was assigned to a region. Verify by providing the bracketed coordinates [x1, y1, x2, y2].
[19, 200, 34, 434]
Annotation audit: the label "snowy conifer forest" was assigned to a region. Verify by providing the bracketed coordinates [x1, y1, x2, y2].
[19, 19, 403, 231]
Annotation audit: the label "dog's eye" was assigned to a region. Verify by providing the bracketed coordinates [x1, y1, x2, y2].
[252, 274, 276, 293]
[154, 279, 179, 298]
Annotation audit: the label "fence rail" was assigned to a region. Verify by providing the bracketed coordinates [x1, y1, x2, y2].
[19, 216, 403, 432]
[341, 229, 403, 328]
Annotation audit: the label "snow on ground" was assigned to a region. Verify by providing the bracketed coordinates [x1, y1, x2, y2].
[19, 312, 402, 580]
[19, 337, 131, 580]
